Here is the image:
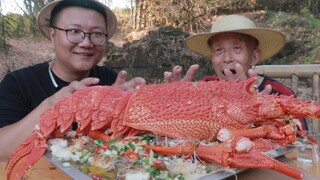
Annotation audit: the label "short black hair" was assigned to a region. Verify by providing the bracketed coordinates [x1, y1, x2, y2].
[50, 0, 107, 27]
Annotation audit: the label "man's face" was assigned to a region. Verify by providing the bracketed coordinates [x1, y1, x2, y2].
[209, 33, 259, 80]
[50, 7, 107, 79]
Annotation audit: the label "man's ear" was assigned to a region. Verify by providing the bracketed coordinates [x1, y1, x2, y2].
[49, 28, 55, 44]
[251, 49, 261, 66]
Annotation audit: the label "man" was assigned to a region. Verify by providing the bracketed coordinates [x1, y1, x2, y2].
[164, 15, 307, 129]
[0, 0, 145, 161]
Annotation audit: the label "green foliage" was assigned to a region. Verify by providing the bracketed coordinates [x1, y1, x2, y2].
[303, 56, 316, 64]
[268, 7, 320, 64]
[1, 13, 40, 38]
[299, 7, 320, 29]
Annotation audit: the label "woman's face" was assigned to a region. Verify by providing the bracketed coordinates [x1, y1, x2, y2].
[50, 7, 106, 81]
[209, 33, 260, 80]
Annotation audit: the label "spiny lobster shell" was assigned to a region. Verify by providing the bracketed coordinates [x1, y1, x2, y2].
[122, 78, 261, 141]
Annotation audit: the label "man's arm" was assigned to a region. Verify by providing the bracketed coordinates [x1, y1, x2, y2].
[0, 78, 100, 161]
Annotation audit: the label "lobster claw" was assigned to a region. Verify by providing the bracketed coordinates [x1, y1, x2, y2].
[196, 137, 303, 179]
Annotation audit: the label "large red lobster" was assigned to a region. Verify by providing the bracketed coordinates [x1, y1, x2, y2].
[7, 77, 319, 179]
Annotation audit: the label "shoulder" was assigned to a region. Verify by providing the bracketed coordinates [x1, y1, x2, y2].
[5, 61, 49, 79]
[90, 66, 118, 85]
[260, 75, 294, 96]
[1, 61, 49, 85]
[0, 62, 53, 127]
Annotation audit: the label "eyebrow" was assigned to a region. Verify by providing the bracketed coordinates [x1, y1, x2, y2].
[62, 24, 106, 31]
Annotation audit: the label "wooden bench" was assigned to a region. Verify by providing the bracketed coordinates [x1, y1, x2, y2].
[254, 64, 320, 132]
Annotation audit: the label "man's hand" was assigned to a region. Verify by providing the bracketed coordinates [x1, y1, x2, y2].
[112, 70, 146, 91]
[223, 63, 248, 81]
[164, 64, 199, 83]
[47, 77, 100, 107]
[248, 68, 272, 95]
[223, 63, 272, 95]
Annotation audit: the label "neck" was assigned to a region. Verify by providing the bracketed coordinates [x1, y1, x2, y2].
[50, 60, 90, 83]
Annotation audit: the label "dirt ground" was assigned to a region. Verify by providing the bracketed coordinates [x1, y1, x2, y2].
[0, 37, 54, 79]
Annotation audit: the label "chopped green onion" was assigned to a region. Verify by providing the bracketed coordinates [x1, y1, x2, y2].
[94, 138, 105, 147]
[144, 158, 150, 165]
[206, 166, 213, 173]
[128, 142, 136, 150]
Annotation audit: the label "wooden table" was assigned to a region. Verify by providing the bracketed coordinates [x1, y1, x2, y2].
[0, 150, 319, 180]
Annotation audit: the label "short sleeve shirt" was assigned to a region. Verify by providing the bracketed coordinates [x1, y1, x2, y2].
[0, 61, 117, 128]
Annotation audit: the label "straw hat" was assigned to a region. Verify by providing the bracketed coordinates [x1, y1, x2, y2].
[37, 0, 117, 41]
[185, 15, 286, 61]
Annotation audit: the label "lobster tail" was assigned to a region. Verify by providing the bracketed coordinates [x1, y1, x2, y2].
[6, 135, 47, 180]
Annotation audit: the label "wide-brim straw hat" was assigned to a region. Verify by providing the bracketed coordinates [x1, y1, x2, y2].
[185, 15, 286, 61]
[37, 0, 117, 41]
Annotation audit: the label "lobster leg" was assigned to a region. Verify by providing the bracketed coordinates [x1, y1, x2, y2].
[6, 135, 47, 180]
[217, 124, 296, 145]
[251, 138, 277, 151]
[144, 142, 196, 156]
[196, 137, 303, 179]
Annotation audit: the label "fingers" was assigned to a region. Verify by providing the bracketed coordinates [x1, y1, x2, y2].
[163, 65, 182, 83]
[112, 70, 146, 91]
[172, 66, 183, 82]
[248, 69, 272, 95]
[113, 70, 127, 86]
[163, 71, 174, 83]
[68, 77, 100, 92]
[125, 77, 146, 91]
[79, 77, 100, 87]
[164, 64, 198, 83]
[260, 84, 272, 95]
[223, 63, 247, 81]
[234, 63, 247, 80]
[248, 69, 258, 79]
[183, 64, 199, 81]
[47, 77, 100, 107]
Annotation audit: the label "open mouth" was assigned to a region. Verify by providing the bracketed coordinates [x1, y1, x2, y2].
[222, 69, 236, 75]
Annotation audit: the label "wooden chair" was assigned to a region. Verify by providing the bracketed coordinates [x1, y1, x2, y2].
[254, 64, 320, 132]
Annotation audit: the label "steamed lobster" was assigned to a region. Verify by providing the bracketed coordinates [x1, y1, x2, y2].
[6, 77, 320, 179]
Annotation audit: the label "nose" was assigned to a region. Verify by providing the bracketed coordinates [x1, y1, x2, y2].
[78, 34, 93, 47]
[223, 49, 233, 63]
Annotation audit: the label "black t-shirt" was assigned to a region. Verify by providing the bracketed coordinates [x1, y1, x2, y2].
[0, 61, 117, 128]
